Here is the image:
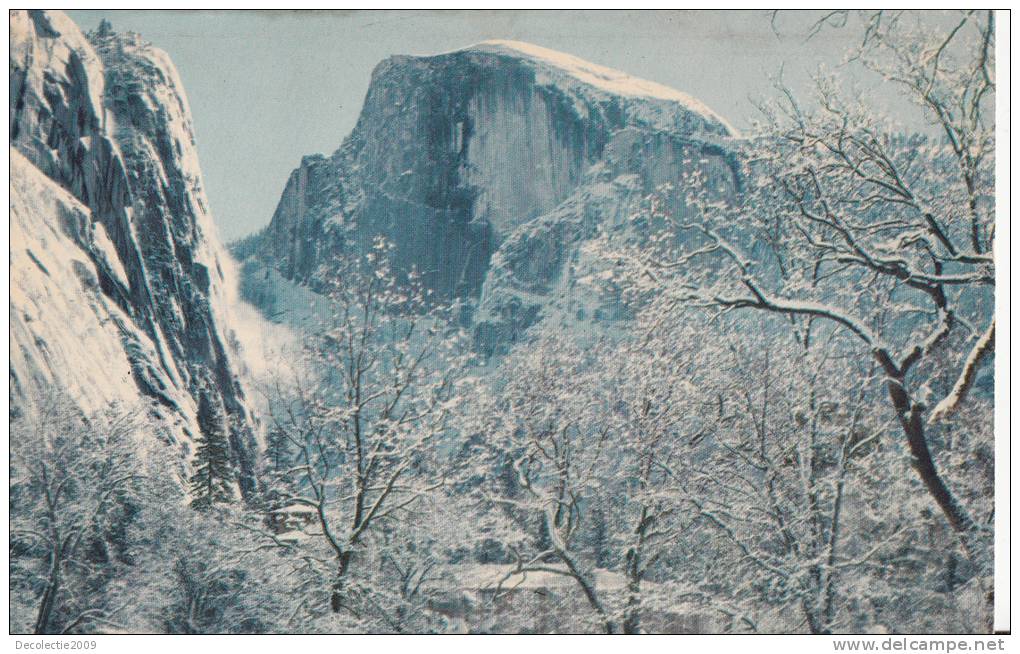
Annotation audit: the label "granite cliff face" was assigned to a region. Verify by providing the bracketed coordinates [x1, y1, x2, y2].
[9, 11, 258, 492]
[246, 40, 742, 353]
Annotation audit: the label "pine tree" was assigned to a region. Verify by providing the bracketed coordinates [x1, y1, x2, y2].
[189, 390, 236, 510]
[260, 427, 296, 510]
[264, 427, 292, 473]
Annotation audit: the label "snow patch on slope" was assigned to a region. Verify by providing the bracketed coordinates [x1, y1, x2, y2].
[9, 147, 197, 439]
[92, 222, 129, 288]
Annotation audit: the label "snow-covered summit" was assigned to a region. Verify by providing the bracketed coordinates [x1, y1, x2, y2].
[461, 39, 738, 136]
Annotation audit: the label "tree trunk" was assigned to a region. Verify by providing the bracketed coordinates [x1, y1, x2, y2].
[885, 378, 975, 536]
[330, 550, 353, 613]
[34, 557, 60, 634]
[623, 543, 643, 633]
[622, 581, 641, 634]
[802, 600, 829, 635]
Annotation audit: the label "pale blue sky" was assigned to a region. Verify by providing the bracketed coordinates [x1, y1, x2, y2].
[66, 10, 908, 241]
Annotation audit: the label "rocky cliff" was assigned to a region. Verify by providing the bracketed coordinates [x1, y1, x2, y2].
[9, 10, 258, 492]
[246, 40, 741, 353]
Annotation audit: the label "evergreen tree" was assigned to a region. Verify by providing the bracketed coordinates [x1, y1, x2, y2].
[260, 427, 296, 510]
[264, 427, 292, 473]
[189, 390, 236, 510]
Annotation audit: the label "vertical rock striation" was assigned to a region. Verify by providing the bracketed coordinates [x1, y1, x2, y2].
[10, 10, 258, 494]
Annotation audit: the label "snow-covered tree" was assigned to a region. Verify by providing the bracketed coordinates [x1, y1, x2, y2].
[10, 395, 294, 634]
[662, 313, 902, 633]
[459, 335, 618, 632]
[147, 505, 296, 634]
[607, 10, 994, 554]
[458, 328, 723, 633]
[10, 398, 147, 633]
[189, 386, 237, 510]
[258, 238, 469, 625]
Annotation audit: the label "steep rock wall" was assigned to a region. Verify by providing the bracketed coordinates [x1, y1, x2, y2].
[249, 40, 741, 351]
[9, 11, 258, 493]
